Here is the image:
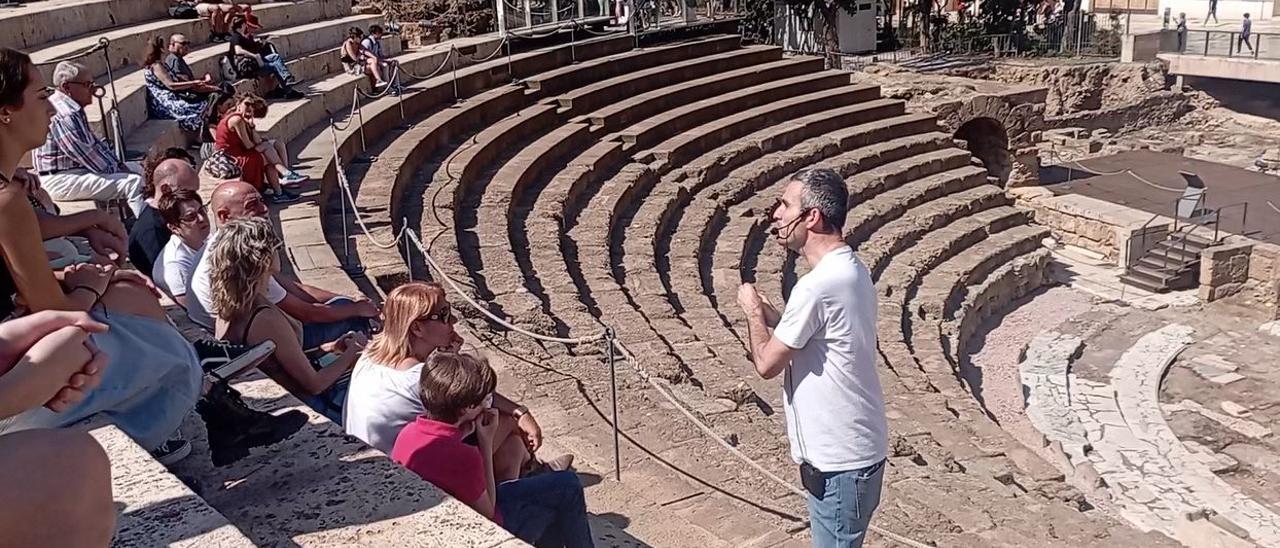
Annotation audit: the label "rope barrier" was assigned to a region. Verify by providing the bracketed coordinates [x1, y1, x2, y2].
[327, 125, 407, 250]
[35, 37, 108, 66]
[462, 38, 512, 63]
[397, 46, 457, 80]
[403, 229, 607, 344]
[1048, 149, 1186, 193]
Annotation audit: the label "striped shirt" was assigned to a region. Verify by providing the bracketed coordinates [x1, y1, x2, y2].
[33, 91, 122, 175]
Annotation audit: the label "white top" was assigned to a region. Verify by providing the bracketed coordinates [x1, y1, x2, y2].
[152, 234, 203, 300]
[344, 354, 425, 454]
[773, 245, 887, 472]
[187, 228, 288, 330]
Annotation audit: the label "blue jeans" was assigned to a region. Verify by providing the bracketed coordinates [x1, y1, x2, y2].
[0, 311, 202, 451]
[301, 297, 372, 350]
[302, 365, 350, 425]
[805, 459, 885, 548]
[496, 470, 594, 548]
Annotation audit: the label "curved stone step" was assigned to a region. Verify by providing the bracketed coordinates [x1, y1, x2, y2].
[561, 45, 784, 116]
[525, 33, 739, 96]
[1, 0, 175, 52]
[584, 55, 822, 133]
[618, 71, 854, 151]
[858, 185, 1016, 278]
[91, 425, 254, 547]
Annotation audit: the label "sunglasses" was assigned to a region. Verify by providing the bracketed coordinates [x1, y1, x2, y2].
[178, 205, 208, 224]
[419, 307, 454, 324]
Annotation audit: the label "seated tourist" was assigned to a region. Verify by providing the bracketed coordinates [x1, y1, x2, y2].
[33, 61, 146, 216]
[127, 156, 200, 276]
[188, 181, 378, 348]
[341, 27, 388, 88]
[392, 352, 594, 548]
[152, 189, 209, 307]
[165, 34, 232, 97]
[197, 0, 253, 42]
[211, 93, 303, 204]
[210, 217, 366, 422]
[143, 35, 220, 134]
[227, 16, 303, 99]
[0, 47, 305, 465]
[345, 281, 572, 478]
[0, 311, 114, 548]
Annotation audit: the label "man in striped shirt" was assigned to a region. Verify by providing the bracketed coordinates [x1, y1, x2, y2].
[33, 61, 146, 216]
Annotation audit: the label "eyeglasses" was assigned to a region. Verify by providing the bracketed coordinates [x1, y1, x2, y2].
[418, 307, 454, 324]
[178, 206, 208, 224]
[65, 81, 102, 90]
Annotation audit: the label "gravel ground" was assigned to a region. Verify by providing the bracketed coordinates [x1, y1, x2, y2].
[966, 285, 1096, 455]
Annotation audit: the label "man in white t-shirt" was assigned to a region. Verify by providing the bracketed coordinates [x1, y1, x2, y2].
[187, 181, 379, 346]
[151, 188, 210, 308]
[737, 167, 887, 548]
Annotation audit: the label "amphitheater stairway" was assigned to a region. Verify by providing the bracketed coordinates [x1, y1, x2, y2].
[309, 26, 1179, 546]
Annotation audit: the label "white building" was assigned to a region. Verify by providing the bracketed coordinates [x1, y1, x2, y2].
[774, 1, 877, 54]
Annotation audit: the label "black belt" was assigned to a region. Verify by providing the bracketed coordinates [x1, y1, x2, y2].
[37, 169, 67, 177]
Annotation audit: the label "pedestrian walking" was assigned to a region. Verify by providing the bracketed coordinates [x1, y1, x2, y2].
[1176, 12, 1188, 51]
[737, 168, 888, 548]
[1204, 0, 1218, 25]
[1239, 13, 1254, 54]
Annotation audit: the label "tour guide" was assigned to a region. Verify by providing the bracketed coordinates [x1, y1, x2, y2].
[737, 167, 888, 547]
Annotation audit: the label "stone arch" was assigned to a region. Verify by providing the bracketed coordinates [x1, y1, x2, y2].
[954, 116, 1012, 184]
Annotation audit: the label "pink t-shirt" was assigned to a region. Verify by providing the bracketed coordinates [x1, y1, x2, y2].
[391, 416, 499, 523]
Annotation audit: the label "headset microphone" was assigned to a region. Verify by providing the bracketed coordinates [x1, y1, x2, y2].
[769, 215, 805, 238]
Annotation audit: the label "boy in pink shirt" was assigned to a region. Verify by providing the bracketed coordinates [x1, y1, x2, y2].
[391, 352, 594, 547]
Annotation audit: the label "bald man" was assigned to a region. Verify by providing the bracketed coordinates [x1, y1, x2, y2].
[127, 154, 200, 275]
[186, 181, 378, 347]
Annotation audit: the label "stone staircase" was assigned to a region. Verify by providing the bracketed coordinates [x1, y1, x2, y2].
[301, 24, 1178, 546]
[1120, 228, 1217, 293]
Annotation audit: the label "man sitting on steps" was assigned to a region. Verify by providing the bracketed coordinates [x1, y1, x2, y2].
[33, 61, 146, 216]
[186, 181, 379, 348]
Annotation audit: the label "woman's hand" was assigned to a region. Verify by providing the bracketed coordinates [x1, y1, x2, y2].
[83, 227, 125, 265]
[0, 311, 107, 377]
[335, 331, 368, 356]
[62, 263, 113, 297]
[25, 327, 107, 412]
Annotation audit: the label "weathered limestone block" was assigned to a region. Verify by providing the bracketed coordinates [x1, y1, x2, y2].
[1199, 242, 1254, 302]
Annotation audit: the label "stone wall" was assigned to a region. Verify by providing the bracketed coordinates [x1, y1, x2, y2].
[1047, 91, 1194, 134]
[941, 60, 1169, 117]
[1199, 242, 1254, 302]
[1010, 188, 1155, 263]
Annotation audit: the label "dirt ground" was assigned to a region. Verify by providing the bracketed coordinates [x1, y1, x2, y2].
[968, 268, 1280, 517]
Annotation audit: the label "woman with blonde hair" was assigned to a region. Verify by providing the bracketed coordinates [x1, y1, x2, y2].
[212, 217, 364, 422]
[343, 281, 570, 478]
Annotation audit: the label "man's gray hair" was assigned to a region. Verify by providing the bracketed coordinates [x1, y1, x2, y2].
[52, 61, 87, 88]
[792, 167, 849, 233]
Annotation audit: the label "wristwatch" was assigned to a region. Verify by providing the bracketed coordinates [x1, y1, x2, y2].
[510, 405, 530, 419]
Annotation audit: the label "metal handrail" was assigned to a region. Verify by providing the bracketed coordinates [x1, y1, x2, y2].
[1210, 201, 1249, 243]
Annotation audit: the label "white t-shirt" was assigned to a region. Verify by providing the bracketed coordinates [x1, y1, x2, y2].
[187, 228, 287, 330]
[773, 246, 887, 472]
[152, 235, 203, 301]
[344, 354, 425, 454]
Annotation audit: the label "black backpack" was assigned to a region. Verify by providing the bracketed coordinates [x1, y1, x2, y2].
[168, 2, 198, 19]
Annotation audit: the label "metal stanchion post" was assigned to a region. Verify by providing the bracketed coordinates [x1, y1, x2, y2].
[606, 327, 621, 482]
[450, 46, 460, 102]
[572, 24, 577, 63]
[403, 217, 413, 280]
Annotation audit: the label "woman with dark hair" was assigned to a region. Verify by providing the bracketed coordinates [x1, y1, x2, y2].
[142, 36, 217, 133]
[227, 15, 302, 99]
[0, 47, 202, 456]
